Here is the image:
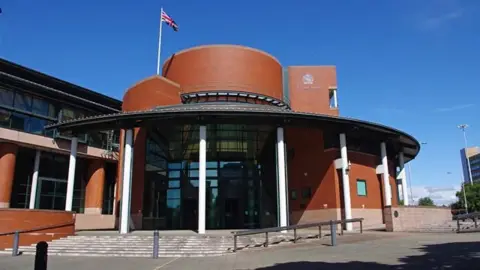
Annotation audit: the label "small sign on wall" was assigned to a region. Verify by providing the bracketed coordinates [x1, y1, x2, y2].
[302, 74, 314, 85]
[300, 73, 321, 90]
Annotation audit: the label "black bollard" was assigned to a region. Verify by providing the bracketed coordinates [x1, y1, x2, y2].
[152, 230, 159, 259]
[34, 241, 48, 270]
[12, 231, 19, 256]
[330, 220, 337, 246]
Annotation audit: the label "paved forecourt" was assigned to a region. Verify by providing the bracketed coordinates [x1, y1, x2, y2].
[1, 231, 479, 270]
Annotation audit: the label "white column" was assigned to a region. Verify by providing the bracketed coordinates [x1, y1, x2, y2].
[120, 129, 134, 234]
[65, 137, 78, 211]
[112, 182, 117, 215]
[29, 150, 41, 209]
[380, 142, 392, 206]
[339, 134, 352, 231]
[398, 152, 409, 205]
[276, 127, 288, 230]
[198, 125, 207, 234]
[333, 89, 338, 108]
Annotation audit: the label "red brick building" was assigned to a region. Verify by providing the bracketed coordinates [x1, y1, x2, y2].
[1, 45, 420, 234]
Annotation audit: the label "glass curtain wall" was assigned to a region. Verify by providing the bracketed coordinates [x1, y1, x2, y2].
[0, 86, 119, 149]
[143, 124, 278, 230]
[10, 148, 86, 213]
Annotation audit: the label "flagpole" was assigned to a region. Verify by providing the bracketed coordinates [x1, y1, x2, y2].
[156, 7, 164, 75]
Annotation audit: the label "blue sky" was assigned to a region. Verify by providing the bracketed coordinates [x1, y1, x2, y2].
[1, 0, 479, 204]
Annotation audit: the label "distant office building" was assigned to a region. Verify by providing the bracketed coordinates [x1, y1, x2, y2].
[460, 147, 480, 183]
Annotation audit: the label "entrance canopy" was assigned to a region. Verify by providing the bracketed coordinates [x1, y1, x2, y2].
[45, 102, 420, 161]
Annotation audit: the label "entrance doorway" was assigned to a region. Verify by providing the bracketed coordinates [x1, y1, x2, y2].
[36, 177, 67, 210]
[182, 199, 198, 230]
[224, 199, 240, 228]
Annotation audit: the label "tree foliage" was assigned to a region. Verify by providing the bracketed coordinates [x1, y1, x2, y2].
[454, 182, 480, 212]
[418, 197, 435, 206]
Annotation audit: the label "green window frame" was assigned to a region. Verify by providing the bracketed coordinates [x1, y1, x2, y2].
[356, 179, 367, 196]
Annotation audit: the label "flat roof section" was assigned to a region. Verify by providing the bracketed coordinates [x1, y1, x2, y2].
[45, 103, 420, 162]
[0, 58, 122, 112]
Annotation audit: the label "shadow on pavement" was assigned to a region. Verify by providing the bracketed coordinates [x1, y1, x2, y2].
[252, 241, 480, 269]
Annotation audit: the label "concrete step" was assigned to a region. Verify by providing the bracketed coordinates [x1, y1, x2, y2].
[9, 248, 229, 254]
[5, 233, 300, 258]
[12, 247, 234, 252]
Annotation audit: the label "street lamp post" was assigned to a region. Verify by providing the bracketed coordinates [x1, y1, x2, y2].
[407, 141, 427, 204]
[458, 124, 473, 185]
[462, 180, 469, 214]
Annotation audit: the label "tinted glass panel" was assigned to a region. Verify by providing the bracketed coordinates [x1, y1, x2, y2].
[32, 97, 50, 116]
[0, 88, 14, 106]
[13, 93, 32, 111]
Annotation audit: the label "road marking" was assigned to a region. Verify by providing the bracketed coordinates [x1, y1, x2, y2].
[154, 257, 179, 269]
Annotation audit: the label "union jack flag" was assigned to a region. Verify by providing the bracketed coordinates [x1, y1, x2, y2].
[161, 10, 178, 32]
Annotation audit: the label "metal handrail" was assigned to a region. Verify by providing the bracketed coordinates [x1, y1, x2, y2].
[453, 212, 480, 221]
[231, 218, 364, 252]
[454, 212, 480, 233]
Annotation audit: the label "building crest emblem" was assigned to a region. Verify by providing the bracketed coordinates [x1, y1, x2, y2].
[302, 74, 314, 85]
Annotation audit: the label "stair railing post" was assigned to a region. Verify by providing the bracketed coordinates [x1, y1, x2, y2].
[12, 231, 19, 256]
[293, 228, 297, 243]
[152, 230, 159, 259]
[330, 220, 337, 246]
[233, 235, 237, 252]
[264, 232, 269, 247]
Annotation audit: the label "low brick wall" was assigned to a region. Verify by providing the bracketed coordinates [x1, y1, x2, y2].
[384, 206, 452, 232]
[290, 208, 341, 225]
[351, 208, 384, 229]
[0, 209, 75, 250]
[75, 214, 116, 230]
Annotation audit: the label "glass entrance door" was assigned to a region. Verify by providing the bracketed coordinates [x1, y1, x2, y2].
[35, 177, 67, 210]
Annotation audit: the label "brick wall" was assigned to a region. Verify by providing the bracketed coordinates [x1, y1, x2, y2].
[0, 209, 75, 250]
[384, 206, 452, 232]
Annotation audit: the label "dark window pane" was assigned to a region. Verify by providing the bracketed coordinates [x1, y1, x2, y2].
[0, 88, 14, 106]
[32, 98, 49, 116]
[39, 195, 54, 209]
[0, 109, 11, 128]
[168, 171, 181, 178]
[206, 169, 218, 177]
[60, 108, 76, 120]
[54, 196, 66, 210]
[302, 187, 311, 199]
[29, 117, 47, 135]
[167, 199, 180, 209]
[48, 104, 57, 118]
[168, 163, 182, 170]
[10, 113, 29, 131]
[168, 180, 180, 188]
[291, 190, 297, 200]
[14, 93, 32, 111]
[167, 189, 180, 199]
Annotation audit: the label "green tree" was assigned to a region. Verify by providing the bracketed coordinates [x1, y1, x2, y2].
[418, 197, 435, 206]
[455, 182, 480, 212]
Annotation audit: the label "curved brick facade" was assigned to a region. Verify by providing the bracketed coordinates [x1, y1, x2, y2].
[162, 45, 284, 100]
[122, 76, 181, 111]
[286, 127, 398, 226]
